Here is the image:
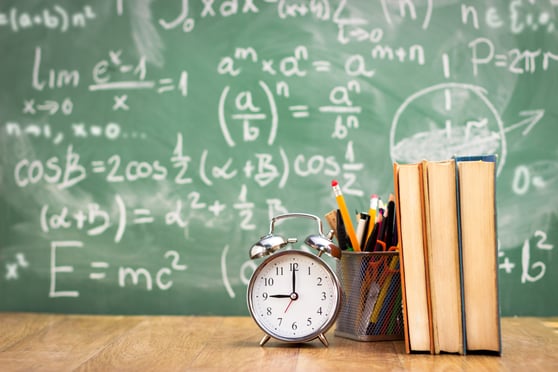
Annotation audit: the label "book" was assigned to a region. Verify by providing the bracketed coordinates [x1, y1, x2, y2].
[393, 162, 433, 353]
[422, 159, 464, 354]
[455, 155, 502, 354]
[395, 156, 501, 355]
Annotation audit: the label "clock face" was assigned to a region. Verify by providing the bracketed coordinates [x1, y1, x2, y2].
[247, 250, 341, 343]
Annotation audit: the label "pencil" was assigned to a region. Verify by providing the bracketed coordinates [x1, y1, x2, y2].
[365, 211, 383, 252]
[331, 180, 360, 251]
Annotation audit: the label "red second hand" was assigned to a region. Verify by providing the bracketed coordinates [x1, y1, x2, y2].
[284, 299, 294, 313]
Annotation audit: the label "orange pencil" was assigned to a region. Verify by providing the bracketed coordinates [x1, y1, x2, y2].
[331, 180, 360, 251]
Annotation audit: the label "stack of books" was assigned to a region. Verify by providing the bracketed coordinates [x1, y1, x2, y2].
[393, 155, 501, 355]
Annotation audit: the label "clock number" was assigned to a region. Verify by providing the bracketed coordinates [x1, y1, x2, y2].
[306, 317, 312, 326]
[262, 292, 268, 300]
[277, 317, 283, 326]
[289, 262, 299, 272]
[321, 292, 326, 301]
[308, 266, 311, 275]
[316, 277, 323, 286]
[263, 277, 274, 286]
[276, 266, 284, 276]
[317, 307, 323, 315]
[267, 307, 272, 316]
[292, 321, 298, 330]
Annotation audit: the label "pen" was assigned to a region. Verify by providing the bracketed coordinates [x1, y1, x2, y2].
[374, 209, 385, 251]
[388, 195, 398, 247]
[331, 180, 360, 251]
[336, 209, 349, 250]
[356, 212, 370, 248]
[365, 194, 379, 242]
[383, 194, 395, 247]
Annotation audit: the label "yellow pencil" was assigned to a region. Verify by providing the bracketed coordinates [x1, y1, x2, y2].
[331, 180, 360, 251]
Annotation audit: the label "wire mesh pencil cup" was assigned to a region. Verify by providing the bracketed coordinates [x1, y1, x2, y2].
[334, 250, 404, 341]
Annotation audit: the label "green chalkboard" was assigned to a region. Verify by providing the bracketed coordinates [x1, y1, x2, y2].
[1, 1, 557, 316]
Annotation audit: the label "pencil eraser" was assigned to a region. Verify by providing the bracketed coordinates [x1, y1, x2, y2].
[331, 180, 338, 187]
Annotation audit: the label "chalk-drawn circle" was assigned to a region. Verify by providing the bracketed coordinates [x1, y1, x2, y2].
[390, 83, 506, 174]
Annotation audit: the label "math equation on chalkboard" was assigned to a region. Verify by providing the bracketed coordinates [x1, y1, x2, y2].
[1, 0, 557, 316]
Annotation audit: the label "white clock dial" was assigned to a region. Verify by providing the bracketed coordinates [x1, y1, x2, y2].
[247, 250, 341, 343]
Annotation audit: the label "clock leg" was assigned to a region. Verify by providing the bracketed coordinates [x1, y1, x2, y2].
[318, 333, 329, 347]
[259, 334, 271, 347]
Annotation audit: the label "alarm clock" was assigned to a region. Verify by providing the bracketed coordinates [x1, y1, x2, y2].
[247, 213, 342, 347]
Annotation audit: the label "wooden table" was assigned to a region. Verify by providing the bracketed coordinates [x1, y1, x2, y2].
[0, 313, 557, 371]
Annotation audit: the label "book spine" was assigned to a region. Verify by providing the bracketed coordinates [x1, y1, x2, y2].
[491, 156, 503, 355]
[419, 161, 436, 354]
[454, 157, 467, 355]
[393, 162, 411, 354]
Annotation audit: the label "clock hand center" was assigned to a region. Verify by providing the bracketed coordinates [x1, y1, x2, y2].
[283, 291, 299, 313]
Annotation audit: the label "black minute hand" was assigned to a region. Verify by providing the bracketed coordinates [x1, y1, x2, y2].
[292, 265, 296, 293]
[269, 294, 290, 298]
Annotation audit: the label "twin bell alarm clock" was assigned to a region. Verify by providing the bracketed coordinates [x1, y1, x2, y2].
[246, 213, 342, 347]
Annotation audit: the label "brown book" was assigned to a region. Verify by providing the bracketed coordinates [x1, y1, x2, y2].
[422, 159, 464, 354]
[455, 155, 501, 354]
[393, 162, 433, 353]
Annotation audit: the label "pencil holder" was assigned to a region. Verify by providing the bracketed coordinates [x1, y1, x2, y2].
[334, 250, 404, 341]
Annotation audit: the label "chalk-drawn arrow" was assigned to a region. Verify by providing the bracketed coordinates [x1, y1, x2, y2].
[350, 27, 370, 41]
[505, 109, 545, 136]
[36, 100, 59, 115]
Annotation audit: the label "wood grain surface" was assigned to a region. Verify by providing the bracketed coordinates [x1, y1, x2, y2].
[0, 314, 556, 371]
